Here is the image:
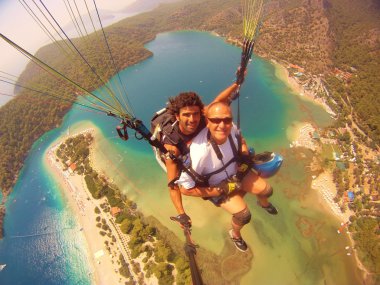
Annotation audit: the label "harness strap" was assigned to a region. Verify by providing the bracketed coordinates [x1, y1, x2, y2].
[202, 131, 239, 182]
[203, 156, 237, 178]
[161, 120, 189, 156]
[161, 120, 178, 145]
[176, 130, 243, 188]
[208, 131, 223, 160]
[180, 164, 209, 187]
[230, 132, 240, 157]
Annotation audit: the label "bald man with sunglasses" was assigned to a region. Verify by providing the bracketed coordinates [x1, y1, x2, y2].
[176, 102, 277, 252]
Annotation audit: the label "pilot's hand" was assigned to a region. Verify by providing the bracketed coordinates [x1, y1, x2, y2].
[216, 179, 242, 195]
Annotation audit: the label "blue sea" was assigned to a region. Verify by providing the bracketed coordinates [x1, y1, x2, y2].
[0, 31, 363, 285]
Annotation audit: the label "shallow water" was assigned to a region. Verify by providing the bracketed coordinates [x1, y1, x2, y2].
[0, 31, 363, 285]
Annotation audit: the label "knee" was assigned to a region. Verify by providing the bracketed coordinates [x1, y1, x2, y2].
[257, 184, 273, 199]
[232, 207, 252, 226]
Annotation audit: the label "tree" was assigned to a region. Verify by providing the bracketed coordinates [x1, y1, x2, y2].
[175, 257, 191, 285]
[154, 240, 174, 262]
[351, 216, 380, 272]
[120, 219, 133, 234]
[153, 263, 174, 285]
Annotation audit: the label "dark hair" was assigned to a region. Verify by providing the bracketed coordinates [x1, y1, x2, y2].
[167, 92, 204, 115]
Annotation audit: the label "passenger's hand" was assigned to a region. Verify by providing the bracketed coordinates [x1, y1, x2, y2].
[230, 89, 240, 101]
[216, 179, 242, 195]
[170, 213, 192, 229]
[235, 66, 247, 85]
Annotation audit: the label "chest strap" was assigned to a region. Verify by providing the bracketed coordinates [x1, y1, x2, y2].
[185, 132, 238, 187]
[205, 131, 238, 178]
[179, 131, 242, 187]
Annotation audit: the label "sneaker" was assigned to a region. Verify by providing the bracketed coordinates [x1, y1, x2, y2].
[259, 202, 278, 215]
[229, 229, 248, 252]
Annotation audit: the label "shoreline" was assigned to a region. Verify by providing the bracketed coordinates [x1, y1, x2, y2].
[288, 122, 318, 151]
[41, 59, 370, 284]
[272, 60, 351, 222]
[272, 60, 371, 280]
[311, 171, 352, 223]
[311, 171, 371, 279]
[44, 128, 130, 285]
[272, 60, 336, 117]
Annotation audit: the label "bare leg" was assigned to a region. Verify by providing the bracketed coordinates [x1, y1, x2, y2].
[220, 193, 247, 238]
[257, 196, 270, 208]
[242, 170, 271, 207]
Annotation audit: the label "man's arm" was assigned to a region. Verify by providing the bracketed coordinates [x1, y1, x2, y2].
[164, 144, 192, 228]
[179, 185, 221, 197]
[213, 82, 240, 104]
[164, 144, 186, 214]
[240, 134, 249, 155]
[209, 67, 248, 107]
[207, 83, 240, 108]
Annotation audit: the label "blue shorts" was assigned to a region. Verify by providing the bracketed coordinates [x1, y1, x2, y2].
[203, 195, 226, 207]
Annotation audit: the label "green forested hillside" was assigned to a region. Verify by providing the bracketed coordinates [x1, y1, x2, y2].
[0, 95, 70, 191]
[258, 0, 333, 73]
[325, 0, 380, 146]
[0, 0, 241, 194]
[257, 0, 380, 146]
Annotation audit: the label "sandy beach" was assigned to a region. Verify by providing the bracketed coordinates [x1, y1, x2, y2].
[288, 122, 318, 151]
[311, 172, 372, 279]
[45, 128, 134, 285]
[273, 60, 350, 222]
[288, 121, 350, 224]
[272, 60, 336, 117]
[311, 171, 352, 223]
[272, 60, 373, 280]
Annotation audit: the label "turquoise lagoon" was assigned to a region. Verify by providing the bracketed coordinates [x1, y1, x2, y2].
[0, 31, 363, 285]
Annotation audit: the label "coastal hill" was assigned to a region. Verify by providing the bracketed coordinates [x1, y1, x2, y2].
[122, 0, 182, 14]
[259, 0, 334, 73]
[257, 0, 380, 148]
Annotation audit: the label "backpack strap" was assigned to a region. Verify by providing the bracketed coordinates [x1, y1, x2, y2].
[152, 108, 189, 154]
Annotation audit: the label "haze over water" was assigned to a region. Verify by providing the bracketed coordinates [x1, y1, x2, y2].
[0, 31, 363, 285]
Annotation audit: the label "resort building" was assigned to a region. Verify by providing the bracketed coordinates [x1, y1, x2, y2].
[68, 163, 77, 174]
[110, 207, 122, 217]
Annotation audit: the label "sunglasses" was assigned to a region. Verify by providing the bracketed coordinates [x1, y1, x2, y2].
[207, 117, 233, 124]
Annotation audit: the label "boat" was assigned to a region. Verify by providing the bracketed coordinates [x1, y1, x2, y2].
[0, 264, 6, 271]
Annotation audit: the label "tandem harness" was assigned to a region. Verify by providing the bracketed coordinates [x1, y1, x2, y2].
[150, 108, 249, 188]
[181, 130, 245, 188]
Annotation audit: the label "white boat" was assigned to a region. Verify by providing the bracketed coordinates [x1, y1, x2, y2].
[0, 264, 6, 271]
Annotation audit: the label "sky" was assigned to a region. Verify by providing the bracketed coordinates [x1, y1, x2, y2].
[0, 0, 137, 105]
